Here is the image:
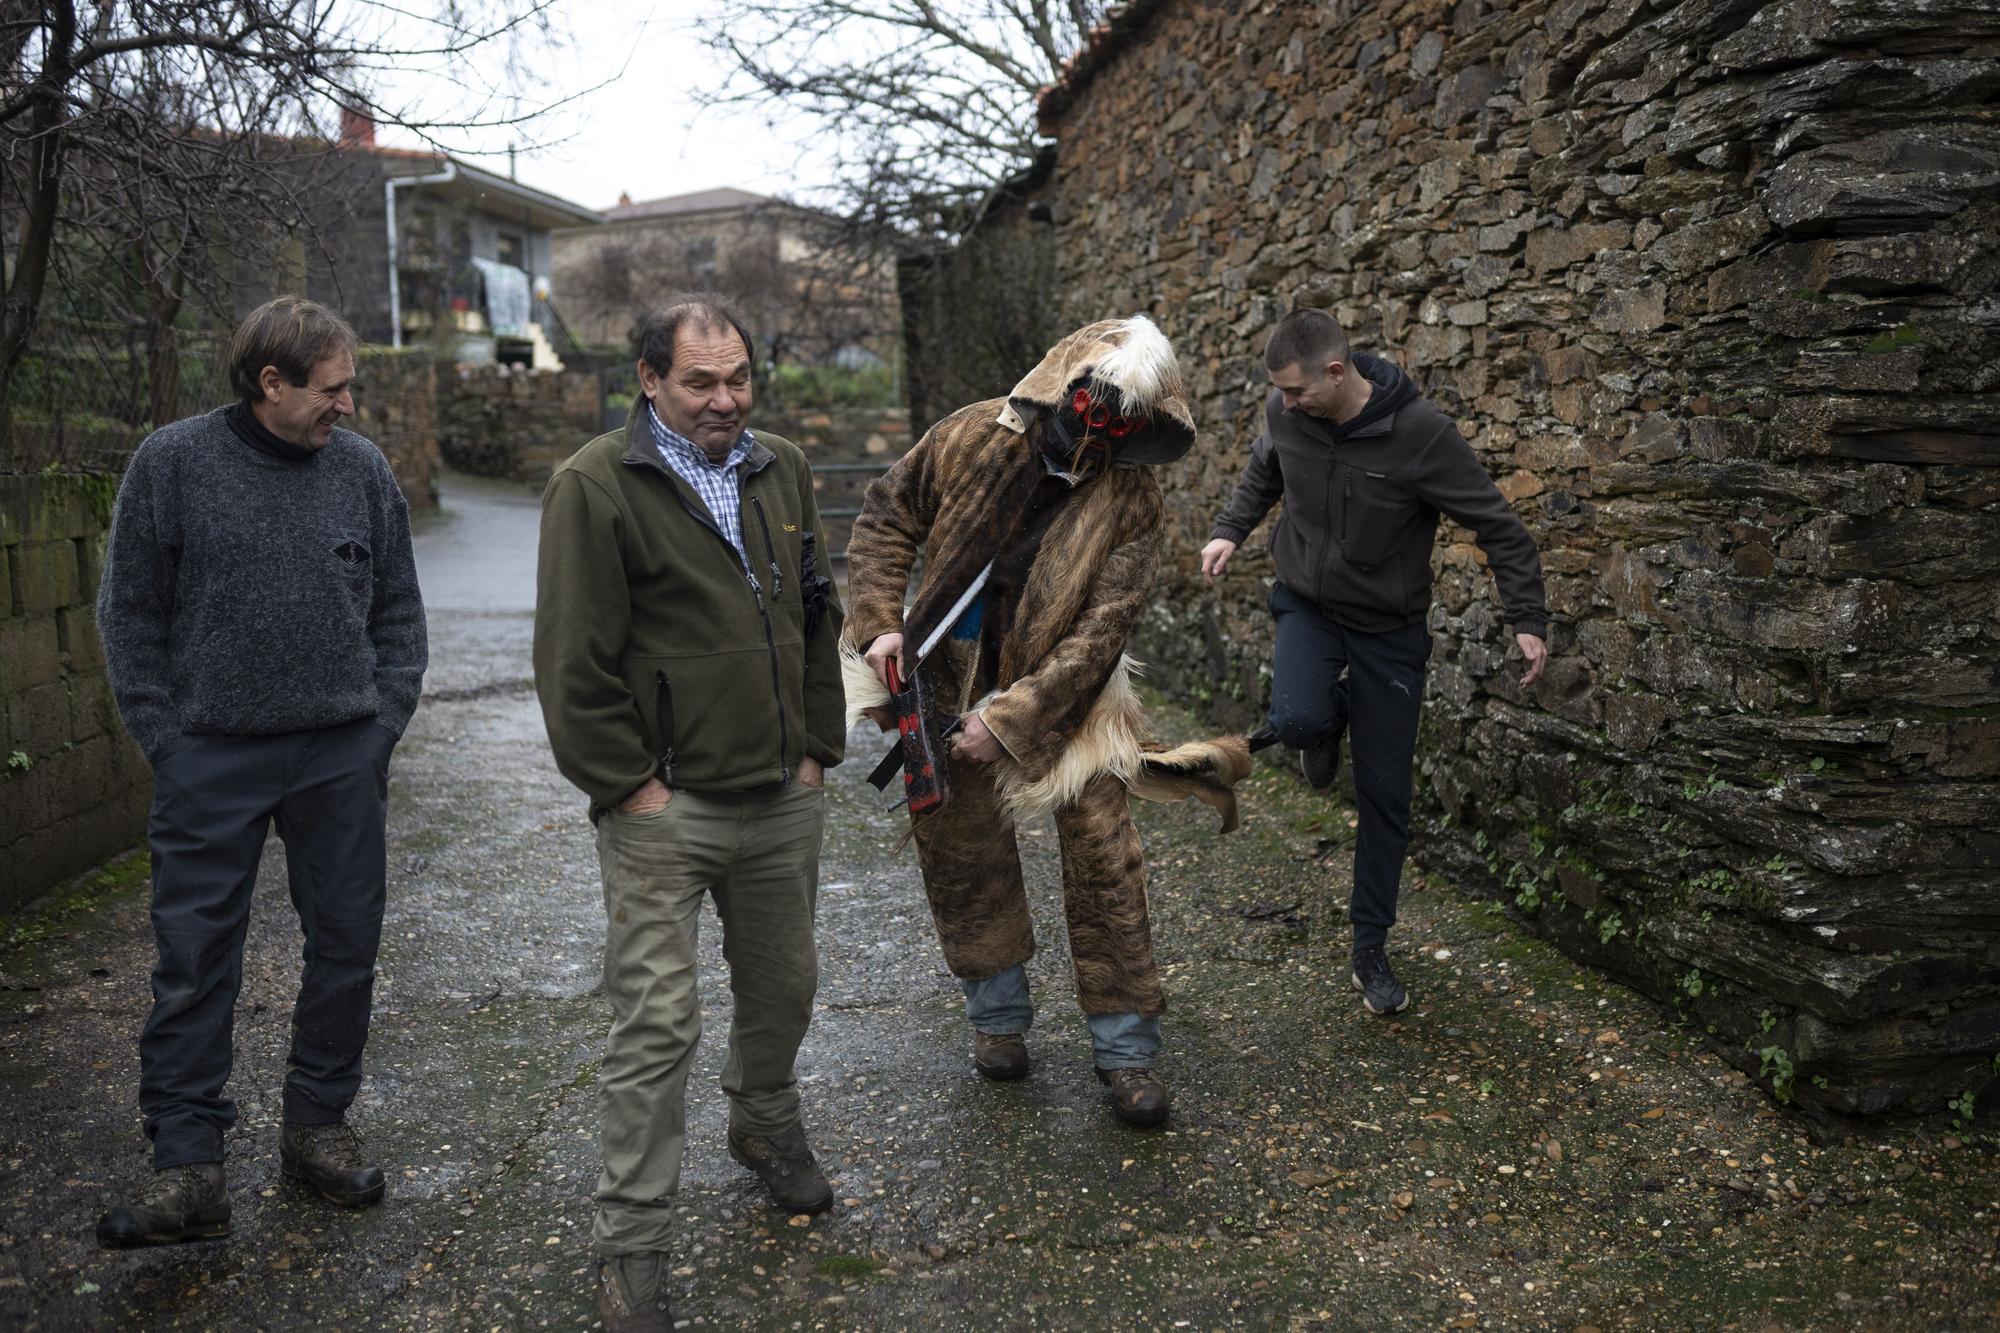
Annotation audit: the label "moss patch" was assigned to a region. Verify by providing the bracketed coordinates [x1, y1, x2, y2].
[1862, 324, 1923, 354]
[0, 844, 148, 955]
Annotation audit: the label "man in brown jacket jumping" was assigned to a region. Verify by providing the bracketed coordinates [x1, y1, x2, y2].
[844, 316, 1242, 1129]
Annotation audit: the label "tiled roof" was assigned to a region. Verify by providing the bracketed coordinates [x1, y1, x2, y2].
[603, 187, 776, 221]
[362, 143, 448, 165]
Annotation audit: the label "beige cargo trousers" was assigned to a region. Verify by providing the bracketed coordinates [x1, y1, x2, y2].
[591, 781, 825, 1256]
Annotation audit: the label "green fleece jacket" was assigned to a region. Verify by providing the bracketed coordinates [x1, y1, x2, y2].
[534, 407, 845, 813]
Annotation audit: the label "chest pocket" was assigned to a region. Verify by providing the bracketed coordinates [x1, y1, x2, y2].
[329, 528, 373, 578]
[1341, 467, 1412, 569]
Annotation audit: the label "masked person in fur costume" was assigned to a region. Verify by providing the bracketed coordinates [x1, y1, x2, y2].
[843, 316, 1249, 1128]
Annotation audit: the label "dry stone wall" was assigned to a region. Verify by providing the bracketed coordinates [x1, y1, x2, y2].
[439, 366, 605, 487]
[354, 349, 442, 512]
[1038, 0, 2000, 1115]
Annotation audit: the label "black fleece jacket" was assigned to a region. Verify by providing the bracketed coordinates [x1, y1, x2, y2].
[1212, 353, 1547, 638]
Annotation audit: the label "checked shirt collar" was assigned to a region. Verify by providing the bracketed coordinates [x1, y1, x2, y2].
[646, 400, 753, 571]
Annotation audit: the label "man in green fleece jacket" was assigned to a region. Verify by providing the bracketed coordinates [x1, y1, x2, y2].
[1203, 308, 1548, 1020]
[534, 296, 844, 1333]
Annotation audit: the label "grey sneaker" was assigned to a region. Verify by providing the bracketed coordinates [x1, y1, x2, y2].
[97, 1162, 230, 1248]
[727, 1123, 833, 1214]
[1352, 946, 1410, 1015]
[596, 1253, 675, 1332]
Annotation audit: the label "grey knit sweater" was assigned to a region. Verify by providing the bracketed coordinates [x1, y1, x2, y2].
[98, 407, 428, 761]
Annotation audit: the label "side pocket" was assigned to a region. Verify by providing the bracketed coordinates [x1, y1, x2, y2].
[147, 733, 197, 770]
[654, 671, 676, 786]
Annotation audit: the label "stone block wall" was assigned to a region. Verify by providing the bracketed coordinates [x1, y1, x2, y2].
[0, 474, 150, 910]
[760, 407, 912, 463]
[438, 365, 605, 487]
[760, 407, 914, 559]
[1035, 0, 1999, 1115]
[354, 349, 442, 512]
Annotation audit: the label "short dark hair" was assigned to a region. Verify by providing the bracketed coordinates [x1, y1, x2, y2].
[229, 296, 358, 403]
[1264, 308, 1350, 376]
[637, 295, 755, 376]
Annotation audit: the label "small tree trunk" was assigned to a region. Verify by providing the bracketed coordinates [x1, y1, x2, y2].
[146, 267, 186, 427]
[0, 0, 79, 452]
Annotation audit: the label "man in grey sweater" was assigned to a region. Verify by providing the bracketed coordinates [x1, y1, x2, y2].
[93, 296, 427, 1247]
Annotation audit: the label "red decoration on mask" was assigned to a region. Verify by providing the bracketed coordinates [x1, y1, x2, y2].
[1087, 403, 1111, 429]
[1108, 416, 1133, 439]
[1071, 388, 1092, 414]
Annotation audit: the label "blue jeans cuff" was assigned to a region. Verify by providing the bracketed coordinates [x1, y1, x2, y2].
[1087, 1011, 1161, 1068]
[963, 964, 1034, 1035]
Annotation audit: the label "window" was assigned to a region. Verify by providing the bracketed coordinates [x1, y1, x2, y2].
[496, 232, 524, 269]
[686, 237, 717, 285]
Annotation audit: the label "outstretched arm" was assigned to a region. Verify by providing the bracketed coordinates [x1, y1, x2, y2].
[1411, 422, 1549, 685]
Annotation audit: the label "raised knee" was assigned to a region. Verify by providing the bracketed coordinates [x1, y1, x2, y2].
[1269, 709, 1320, 750]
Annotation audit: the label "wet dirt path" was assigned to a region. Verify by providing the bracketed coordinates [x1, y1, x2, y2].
[3, 472, 1994, 1331]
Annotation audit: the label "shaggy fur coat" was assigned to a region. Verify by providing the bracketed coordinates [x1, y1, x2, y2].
[843, 318, 1250, 829]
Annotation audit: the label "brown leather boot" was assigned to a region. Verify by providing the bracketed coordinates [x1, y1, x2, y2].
[1097, 1067, 1171, 1127]
[727, 1123, 833, 1214]
[973, 1030, 1030, 1081]
[96, 1163, 230, 1248]
[596, 1253, 675, 1332]
[281, 1121, 386, 1207]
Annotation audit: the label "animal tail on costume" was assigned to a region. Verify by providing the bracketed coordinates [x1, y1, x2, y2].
[1127, 734, 1255, 834]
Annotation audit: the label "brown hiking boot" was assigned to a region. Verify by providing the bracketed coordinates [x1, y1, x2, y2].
[97, 1162, 230, 1248]
[281, 1121, 386, 1207]
[1097, 1067, 1172, 1128]
[973, 1030, 1030, 1081]
[596, 1253, 675, 1332]
[727, 1123, 833, 1214]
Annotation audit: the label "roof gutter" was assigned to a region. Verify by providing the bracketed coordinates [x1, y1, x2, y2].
[385, 161, 457, 349]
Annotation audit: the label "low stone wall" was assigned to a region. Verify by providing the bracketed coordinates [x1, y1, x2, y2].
[0, 474, 150, 910]
[761, 407, 914, 560]
[438, 365, 604, 487]
[1031, 0, 2000, 1116]
[760, 407, 911, 464]
[355, 349, 442, 512]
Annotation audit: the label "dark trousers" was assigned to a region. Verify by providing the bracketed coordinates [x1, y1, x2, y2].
[1266, 581, 1432, 952]
[140, 716, 393, 1168]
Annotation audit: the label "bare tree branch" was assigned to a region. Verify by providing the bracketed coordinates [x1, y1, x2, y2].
[695, 0, 1107, 247]
[0, 0, 576, 454]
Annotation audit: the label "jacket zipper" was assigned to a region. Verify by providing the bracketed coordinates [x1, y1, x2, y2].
[748, 490, 792, 780]
[626, 448, 792, 785]
[745, 494, 791, 785]
[745, 564, 791, 785]
[1318, 457, 1339, 609]
[749, 494, 784, 597]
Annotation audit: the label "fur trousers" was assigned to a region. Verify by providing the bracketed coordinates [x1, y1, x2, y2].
[912, 746, 1164, 1018]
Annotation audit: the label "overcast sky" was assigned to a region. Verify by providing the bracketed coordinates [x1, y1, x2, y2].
[368, 1, 838, 214]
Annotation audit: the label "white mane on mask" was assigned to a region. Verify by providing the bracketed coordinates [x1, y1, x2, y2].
[1090, 315, 1180, 414]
